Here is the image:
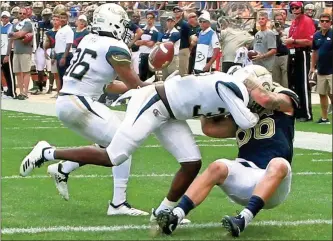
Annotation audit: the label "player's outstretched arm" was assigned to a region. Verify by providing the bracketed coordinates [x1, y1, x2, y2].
[244, 78, 295, 114]
[106, 47, 150, 90]
[201, 116, 237, 138]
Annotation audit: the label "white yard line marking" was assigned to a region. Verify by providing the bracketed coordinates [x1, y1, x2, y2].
[2, 144, 235, 150]
[2, 172, 332, 180]
[2, 219, 331, 234]
[311, 159, 332, 162]
[4, 127, 65, 130]
[295, 153, 324, 156]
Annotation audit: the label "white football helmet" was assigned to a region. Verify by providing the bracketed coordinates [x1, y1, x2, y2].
[233, 65, 273, 111]
[233, 65, 273, 91]
[227, 65, 242, 75]
[92, 3, 130, 41]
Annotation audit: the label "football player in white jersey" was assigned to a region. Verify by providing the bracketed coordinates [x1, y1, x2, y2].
[155, 65, 300, 238]
[20, 70, 259, 221]
[42, 3, 150, 216]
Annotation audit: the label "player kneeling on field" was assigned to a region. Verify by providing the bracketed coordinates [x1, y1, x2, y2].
[156, 65, 300, 237]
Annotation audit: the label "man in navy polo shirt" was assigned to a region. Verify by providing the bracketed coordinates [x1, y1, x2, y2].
[310, 13, 333, 124]
[160, 15, 180, 81]
[135, 11, 159, 81]
[173, 6, 191, 76]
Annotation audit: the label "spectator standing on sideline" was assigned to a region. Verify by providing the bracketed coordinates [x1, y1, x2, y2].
[160, 15, 180, 81]
[44, 14, 60, 95]
[128, 12, 143, 75]
[173, 6, 191, 76]
[187, 12, 200, 74]
[252, 11, 277, 73]
[194, 11, 220, 73]
[272, 12, 289, 88]
[283, 1, 315, 122]
[54, 11, 73, 91]
[304, 3, 320, 30]
[72, 15, 89, 52]
[310, 13, 333, 124]
[219, 25, 254, 73]
[135, 11, 159, 81]
[7, 7, 33, 100]
[1, 11, 16, 99]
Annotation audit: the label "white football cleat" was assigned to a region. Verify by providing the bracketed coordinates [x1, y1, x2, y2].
[107, 201, 149, 216]
[150, 208, 191, 225]
[20, 141, 52, 177]
[47, 162, 70, 201]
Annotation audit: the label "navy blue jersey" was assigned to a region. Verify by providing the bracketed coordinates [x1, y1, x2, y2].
[36, 20, 53, 48]
[236, 87, 299, 169]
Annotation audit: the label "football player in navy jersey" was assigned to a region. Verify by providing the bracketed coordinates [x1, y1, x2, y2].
[32, 8, 53, 95]
[156, 65, 300, 238]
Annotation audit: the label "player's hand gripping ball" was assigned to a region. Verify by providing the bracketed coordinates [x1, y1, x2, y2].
[148, 42, 174, 71]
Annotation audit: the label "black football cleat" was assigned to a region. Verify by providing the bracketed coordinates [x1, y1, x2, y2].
[156, 210, 179, 235]
[222, 215, 245, 237]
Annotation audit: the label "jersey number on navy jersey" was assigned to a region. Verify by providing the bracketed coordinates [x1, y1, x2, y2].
[65, 48, 97, 80]
[236, 117, 276, 147]
[192, 105, 226, 118]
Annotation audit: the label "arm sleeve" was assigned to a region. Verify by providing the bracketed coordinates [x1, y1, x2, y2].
[216, 83, 259, 129]
[22, 22, 33, 33]
[211, 31, 221, 49]
[303, 19, 316, 41]
[151, 30, 159, 42]
[312, 33, 319, 50]
[66, 27, 74, 44]
[267, 31, 277, 49]
[169, 32, 180, 43]
[105, 45, 132, 67]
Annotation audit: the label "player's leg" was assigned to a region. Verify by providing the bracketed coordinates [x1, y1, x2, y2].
[20, 86, 169, 175]
[157, 159, 231, 234]
[152, 120, 201, 222]
[222, 158, 292, 237]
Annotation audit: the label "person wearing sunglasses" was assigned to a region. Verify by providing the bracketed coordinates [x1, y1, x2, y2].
[310, 13, 333, 124]
[193, 11, 220, 74]
[173, 6, 191, 76]
[283, 1, 316, 122]
[135, 11, 159, 81]
[6, 7, 33, 100]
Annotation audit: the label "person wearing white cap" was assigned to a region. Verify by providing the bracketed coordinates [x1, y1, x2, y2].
[194, 11, 220, 73]
[72, 15, 90, 52]
[1, 11, 16, 99]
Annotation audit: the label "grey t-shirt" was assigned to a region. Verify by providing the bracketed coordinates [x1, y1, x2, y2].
[12, 20, 33, 54]
[253, 30, 276, 72]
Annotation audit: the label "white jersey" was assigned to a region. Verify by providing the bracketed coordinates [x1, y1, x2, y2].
[165, 72, 253, 128]
[61, 34, 131, 99]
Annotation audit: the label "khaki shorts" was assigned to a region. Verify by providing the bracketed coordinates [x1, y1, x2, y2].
[317, 74, 332, 95]
[13, 54, 32, 73]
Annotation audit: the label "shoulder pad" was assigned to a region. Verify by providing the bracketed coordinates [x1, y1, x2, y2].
[106, 45, 131, 66]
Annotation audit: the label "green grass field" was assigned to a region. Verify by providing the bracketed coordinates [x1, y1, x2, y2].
[1, 110, 332, 240]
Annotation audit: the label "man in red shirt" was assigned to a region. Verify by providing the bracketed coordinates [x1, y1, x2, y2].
[283, 1, 316, 121]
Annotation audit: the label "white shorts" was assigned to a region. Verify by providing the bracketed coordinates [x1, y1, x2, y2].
[55, 95, 122, 147]
[34, 47, 46, 71]
[218, 158, 292, 209]
[106, 85, 201, 166]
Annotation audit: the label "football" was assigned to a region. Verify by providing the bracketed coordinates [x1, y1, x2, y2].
[148, 42, 174, 71]
[247, 50, 258, 60]
[22, 33, 33, 45]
